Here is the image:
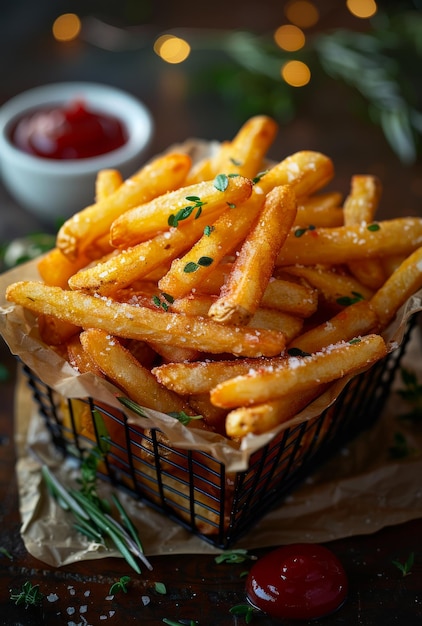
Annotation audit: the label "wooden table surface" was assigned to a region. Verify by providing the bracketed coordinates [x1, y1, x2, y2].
[1, 3, 422, 624]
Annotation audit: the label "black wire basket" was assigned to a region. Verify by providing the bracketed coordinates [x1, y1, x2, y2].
[21, 319, 416, 549]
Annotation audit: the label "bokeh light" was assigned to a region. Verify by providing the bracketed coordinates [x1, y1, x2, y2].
[346, 0, 378, 19]
[281, 60, 311, 87]
[284, 1, 319, 28]
[274, 24, 306, 51]
[154, 35, 191, 64]
[52, 13, 81, 42]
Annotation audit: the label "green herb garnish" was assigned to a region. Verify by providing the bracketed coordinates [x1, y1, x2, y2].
[229, 604, 256, 623]
[167, 411, 203, 426]
[294, 224, 316, 237]
[397, 367, 422, 423]
[203, 225, 214, 236]
[10, 581, 43, 608]
[183, 256, 214, 273]
[154, 581, 167, 595]
[367, 223, 381, 231]
[392, 552, 414, 576]
[0, 547, 13, 560]
[214, 173, 229, 191]
[109, 576, 131, 595]
[252, 170, 269, 184]
[168, 197, 207, 227]
[336, 291, 365, 307]
[215, 548, 257, 564]
[287, 347, 311, 357]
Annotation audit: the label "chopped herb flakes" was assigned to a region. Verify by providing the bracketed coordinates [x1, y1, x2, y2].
[214, 173, 229, 191]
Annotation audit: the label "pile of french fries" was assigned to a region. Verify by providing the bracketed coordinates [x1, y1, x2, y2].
[6, 115, 422, 442]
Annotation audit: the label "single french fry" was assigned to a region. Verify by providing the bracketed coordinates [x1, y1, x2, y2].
[225, 386, 324, 438]
[276, 218, 422, 266]
[208, 185, 297, 325]
[148, 340, 200, 363]
[185, 155, 215, 185]
[68, 208, 223, 295]
[95, 168, 123, 202]
[343, 175, 386, 289]
[66, 333, 104, 377]
[110, 174, 254, 247]
[211, 115, 278, 178]
[257, 151, 334, 198]
[153, 356, 287, 396]
[343, 175, 382, 224]
[56, 152, 192, 260]
[282, 265, 374, 305]
[210, 334, 387, 408]
[38, 313, 80, 346]
[80, 329, 193, 416]
[295, 192, 343, 227]
[287, 300, 380, 354]
[187, 393, 228, 435]
[37, 247, 91, 289]
[6, 281, 286, 357]
[370, 246, 422, 328]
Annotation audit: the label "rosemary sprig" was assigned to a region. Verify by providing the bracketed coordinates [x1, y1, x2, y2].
[10, 581, 43, 608]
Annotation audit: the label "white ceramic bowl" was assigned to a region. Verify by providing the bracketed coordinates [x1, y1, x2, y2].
[0, 82, 154, 223]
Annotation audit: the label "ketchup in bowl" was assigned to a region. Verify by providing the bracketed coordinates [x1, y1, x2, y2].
[246, 543, 348, 620]
[10, 100, 127, 160]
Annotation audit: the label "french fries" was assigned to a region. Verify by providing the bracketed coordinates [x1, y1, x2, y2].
[5, 114, 422, 446]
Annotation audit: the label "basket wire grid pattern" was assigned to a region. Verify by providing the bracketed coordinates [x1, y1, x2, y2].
[22, 320, 415, 549]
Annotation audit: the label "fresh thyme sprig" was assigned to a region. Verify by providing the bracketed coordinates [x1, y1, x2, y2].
[10, 581, 43, 608]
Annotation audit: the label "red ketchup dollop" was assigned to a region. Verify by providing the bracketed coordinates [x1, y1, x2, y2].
[10, 100, 127, 159]
[246, 543, 348, 620]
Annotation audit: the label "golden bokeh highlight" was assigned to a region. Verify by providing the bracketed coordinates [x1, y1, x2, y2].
[281, 60, 311, 87]
[52, 13, 81, 42]
[274, 24, 305, 51]
[154, 35, 191, 64]
[284, 1, 319, 28]
[346, 0, 378, 18]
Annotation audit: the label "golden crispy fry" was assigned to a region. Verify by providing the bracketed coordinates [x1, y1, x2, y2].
[56, 152, 192, 261]
[225, 386, 325, 438]
[185, 156, 215, 185]
[68, 209, 221, 296]
[66, 333, 104, 377]
[295, 192, 343, 227]
[258, 151, 334, 198]
[287, 300, 380, 354]
[187, 393, 228, 435]
[210, 334, 387, 408]
[6, 281, 286, 357]
[37, 247, 91, 289]
[282, 264, 374, 305]
[153, 356, 287, 396]
[343, 175, 386, 289]
[79, 328, 193, 415]
[276, 218, 422, 266]
[95, 168, 123, 202]
[110, 175, 253, 247]
[370, 245, 422, 328]
[38, 313, 80, 346]
[343, 175, 382, 224]
[208, 185, 297, 325]
[210, 115, 278, 178]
